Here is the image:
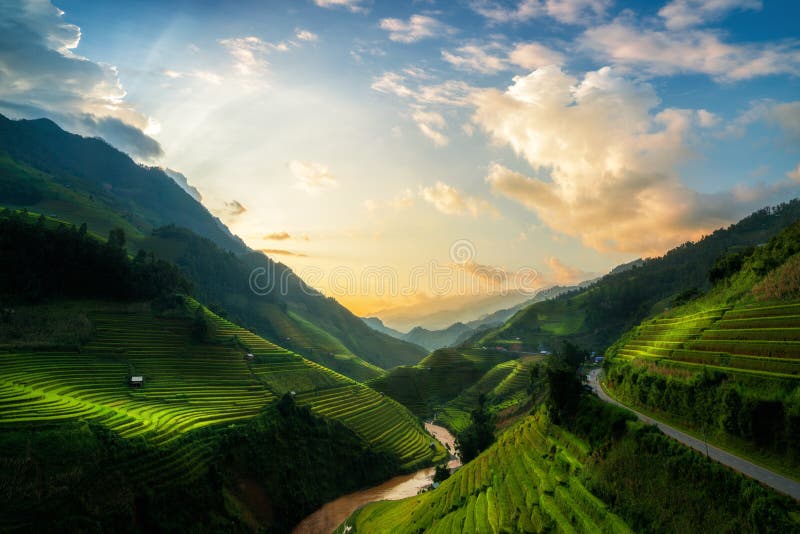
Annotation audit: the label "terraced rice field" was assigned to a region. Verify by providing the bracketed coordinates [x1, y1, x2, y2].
[369, 348, 519, 419]
[0, 300, 444, 487]
[614, 302, 800, 382]
[438, 358, 536, 433]
[339, 414, 632, 533]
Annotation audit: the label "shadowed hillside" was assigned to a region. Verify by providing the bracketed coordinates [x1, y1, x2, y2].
[0, 115, 427, 376]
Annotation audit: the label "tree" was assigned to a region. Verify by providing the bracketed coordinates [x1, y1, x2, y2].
[433, 464, 450, 483]
[192, 306, 210, 342]
[455, 394, 495, 463]
[107, 227, 126, 250]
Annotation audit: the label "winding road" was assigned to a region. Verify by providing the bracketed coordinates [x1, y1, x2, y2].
[588, 369, 800, 501]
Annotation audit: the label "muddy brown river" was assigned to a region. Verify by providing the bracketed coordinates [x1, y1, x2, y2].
[292, 422, 460, 534]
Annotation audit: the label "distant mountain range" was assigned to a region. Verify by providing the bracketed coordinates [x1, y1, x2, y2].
[362, 284, 584, 351]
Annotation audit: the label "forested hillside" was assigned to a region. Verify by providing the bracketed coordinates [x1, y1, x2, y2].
[0, 212, 444, 531]
[604, 219, 800, 478]
[480, 200, 800, 352]
[0, 115, 426, 375]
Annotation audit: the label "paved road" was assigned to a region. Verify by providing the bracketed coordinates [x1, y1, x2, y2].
[588, 369, 800, 501]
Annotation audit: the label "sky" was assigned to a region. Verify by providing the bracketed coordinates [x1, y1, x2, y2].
[1, 0, 800, 329]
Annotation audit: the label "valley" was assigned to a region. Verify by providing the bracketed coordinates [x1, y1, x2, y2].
[2, 91, 800, 532]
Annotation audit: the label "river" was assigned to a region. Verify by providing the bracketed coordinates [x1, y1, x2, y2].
[292, 422, 460, 534]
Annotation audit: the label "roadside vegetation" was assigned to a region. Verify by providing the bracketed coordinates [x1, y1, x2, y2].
[605, 220, 800, 478]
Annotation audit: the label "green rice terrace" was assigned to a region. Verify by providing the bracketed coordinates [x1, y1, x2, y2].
[611, 302, 800, 380]
[338, 412, 632, 534]
[0, 298, 445, 487]
[606, 299, 800, 477]
[437, 356, 540, 433]
[368, 347, 520, 419]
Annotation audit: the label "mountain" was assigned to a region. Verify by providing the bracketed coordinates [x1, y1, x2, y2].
[401, 323, 474, 352]
[0, 115, 247, 254]
[605, 218, 800, 477]
[363, 285, 583, 352]
[373, 291, 537, 331]
[478, 200, 800, 353]
[361, 316, 406, 339]
[0, 114, 427, 376]
[0, 210, 444, 532]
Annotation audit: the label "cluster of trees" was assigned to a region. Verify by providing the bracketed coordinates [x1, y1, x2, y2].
[606, 363, 800, 467]
[455, 393, 496, 463]
[221, 394, 400, 531]
[0, 210, 189, 303]
[528, 341, 587, 424]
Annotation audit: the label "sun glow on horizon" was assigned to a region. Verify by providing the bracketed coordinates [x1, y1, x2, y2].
[3, 0, 799, 324]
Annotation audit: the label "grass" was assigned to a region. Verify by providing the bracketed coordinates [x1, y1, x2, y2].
[338, 412, 632, 534]
[0, 298, 445, 488]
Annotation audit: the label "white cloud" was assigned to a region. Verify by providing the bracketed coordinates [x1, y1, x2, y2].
[420, 182, 497, 217]
[769, 101, 800, 141]
[0, 0, 161, 159]
[412, 109, 449, 146]
[222, 200, 247, 217]
[371, 72, 416, 98]
[547, 257, 593, 285]
[219, 36, 293, 77]
[371, 72, 474, 106]
[469, 0, 610, 25]
[509, 42, 565, 69]
[390, 188, 416, 209]
[313, 0, 368, 13]
[288, 160, 339, 192]
[546, 0, 611, 24]
[697, 109, 718, 128]
[440, 41, 565, 74]
[474, 66, 787, 255]
[442, 44, 508, 74]
[659, 0, 762, 30]
[295, 29, 319, 42]
[380, 15, 450, 43]
[162, 69, 222, 84]
[581, 20, 800, 81]
[788, 164, 800, 183]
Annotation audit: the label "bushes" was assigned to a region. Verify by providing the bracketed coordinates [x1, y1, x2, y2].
[753, 253, 800, 301]
[606, 362, 800, 466]
[585, 416, 798, 533]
